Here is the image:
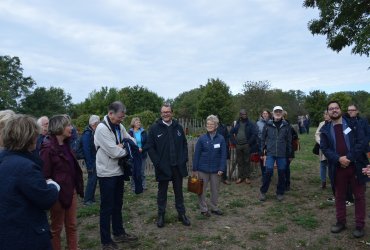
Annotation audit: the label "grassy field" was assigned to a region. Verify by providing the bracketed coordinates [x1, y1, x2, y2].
[72, 129, 370, 250]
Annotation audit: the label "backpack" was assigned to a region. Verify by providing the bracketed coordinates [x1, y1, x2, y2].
[72, 135, 85, 160]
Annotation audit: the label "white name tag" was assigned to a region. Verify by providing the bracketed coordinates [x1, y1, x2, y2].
[343, 127, 351, 135]
[214, 144, 220, 148]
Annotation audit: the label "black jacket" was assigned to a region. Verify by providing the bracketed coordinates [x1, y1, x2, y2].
[261, 119, 292, 158]
[146, 119, 188, 181]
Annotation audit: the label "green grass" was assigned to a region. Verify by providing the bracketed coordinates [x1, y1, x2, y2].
[272, 224, 288, 233]
[291, 213, 319, 230]
[249, 231, 269, 241]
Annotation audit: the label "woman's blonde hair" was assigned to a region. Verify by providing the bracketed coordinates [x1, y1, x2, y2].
[2, 114, 39, 151]
[130, 117, 141, 128]
[48, 114, 71, 135]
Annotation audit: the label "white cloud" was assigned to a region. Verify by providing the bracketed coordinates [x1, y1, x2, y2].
[0, 0, 368, 103]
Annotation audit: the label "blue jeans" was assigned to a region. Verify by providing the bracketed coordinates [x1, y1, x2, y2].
[285, 159, 291, 188]
[320, 160, 328, 182]
[99, 176, 125, 244]
[84, 166, 97, 203]
[260, 156, 286, 195]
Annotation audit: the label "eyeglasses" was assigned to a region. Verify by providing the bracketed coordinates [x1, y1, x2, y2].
[161, 111, 172, 114]
[328, 107, 340, 111]
[348, 109, 357, 112]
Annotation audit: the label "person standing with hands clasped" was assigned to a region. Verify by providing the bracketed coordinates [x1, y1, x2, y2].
[320, 101, 369, 238]
[94, 101, 138, 250]
[192, 115, 227, 217]
[146, 103, 190, 228]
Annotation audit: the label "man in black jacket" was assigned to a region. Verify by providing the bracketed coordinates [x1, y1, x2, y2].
[146, 103, 190, 228]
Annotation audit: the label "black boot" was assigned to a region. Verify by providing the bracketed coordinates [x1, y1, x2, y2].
[178, 214, 191, 226]
[157, 213, 165, 228]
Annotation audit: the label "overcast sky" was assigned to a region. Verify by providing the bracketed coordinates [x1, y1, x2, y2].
[1, 0, 369, 104]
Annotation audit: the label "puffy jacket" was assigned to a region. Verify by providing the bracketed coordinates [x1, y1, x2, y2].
[261, 119, 292, 157]
[146, 119, 188, 181]
[320, 116, 369, 184]
[0, 150, 58, 250]
[192, 133, 226, 173]
[40, 135, 84, 208]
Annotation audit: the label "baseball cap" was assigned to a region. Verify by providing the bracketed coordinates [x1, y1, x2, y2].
[273, 106, 283, 112]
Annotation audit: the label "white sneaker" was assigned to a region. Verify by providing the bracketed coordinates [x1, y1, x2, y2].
[326, 197, 335, 202]
[346, 201, 354, 207]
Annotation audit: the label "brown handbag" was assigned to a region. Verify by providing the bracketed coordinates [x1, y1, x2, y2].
[187, 176, 203, 195]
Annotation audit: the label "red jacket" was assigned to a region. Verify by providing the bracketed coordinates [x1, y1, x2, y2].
[40, 135, 84, 208]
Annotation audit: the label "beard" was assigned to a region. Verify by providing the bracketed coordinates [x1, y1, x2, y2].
[329, 111, 342, 121]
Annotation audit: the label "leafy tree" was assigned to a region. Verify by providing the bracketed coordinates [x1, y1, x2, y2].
[72, 87, 121, 118]
[304, 90, 328, 126]
[124, 110, 158, 130]
[350, 90, 370, 117]
[240, 81, 272, 120]
[172, 87, 204, 119]
[303, 0, 370, 56]
[197, 78, 233, 124]
[20, 87, 72, 117]
[328, 91, 353, 110]
[118, 85, 164, 115]
[0, 56, 36, 110]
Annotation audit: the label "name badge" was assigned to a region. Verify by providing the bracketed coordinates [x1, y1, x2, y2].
[343, 127, 351, 135]
[214, 144, 220, 148]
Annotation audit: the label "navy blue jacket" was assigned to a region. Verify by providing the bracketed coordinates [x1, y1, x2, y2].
[192, 133, 227, 173]
[320, 116, 369, 184]
[81, 125, 96, 171]
[146, 119, 188, 181]
[230, 118, 258, 152]
[0, 150, 58, 250]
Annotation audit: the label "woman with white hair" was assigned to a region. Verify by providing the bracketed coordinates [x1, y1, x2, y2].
[192, 115, 227, 217]
[82, 115, 100, 205]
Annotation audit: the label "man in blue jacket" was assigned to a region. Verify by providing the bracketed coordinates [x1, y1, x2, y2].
[320, 101, 369, 238]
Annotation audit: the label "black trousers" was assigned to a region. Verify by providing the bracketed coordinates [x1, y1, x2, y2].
[157, 166, 186, 215]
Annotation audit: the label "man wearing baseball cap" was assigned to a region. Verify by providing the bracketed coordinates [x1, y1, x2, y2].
[259, 106, 292, 201]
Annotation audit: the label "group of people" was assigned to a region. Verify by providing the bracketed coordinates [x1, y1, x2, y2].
[315, 102, 370, 238]
[0, 99, 369, 250]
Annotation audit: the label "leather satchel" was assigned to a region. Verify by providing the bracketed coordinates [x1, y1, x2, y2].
[187, 176, 203, 195]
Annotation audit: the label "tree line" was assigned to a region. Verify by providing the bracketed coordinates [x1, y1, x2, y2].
[1, 55, 369, 132]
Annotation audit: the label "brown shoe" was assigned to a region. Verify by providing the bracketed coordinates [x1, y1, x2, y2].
[222, 180, 231, 185]
[236, 178, 243, 184]
[245, 178, 251, 184]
